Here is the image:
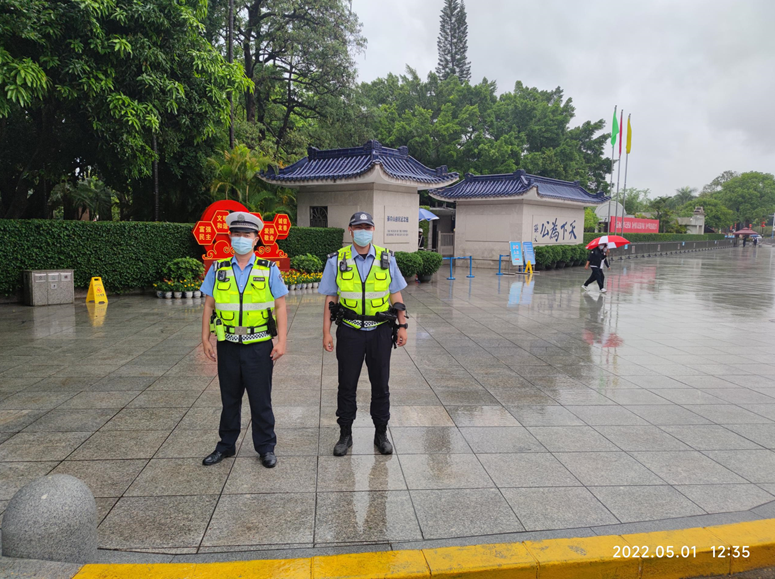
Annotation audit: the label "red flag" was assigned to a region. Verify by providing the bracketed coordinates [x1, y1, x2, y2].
[618, 110, 624, 156]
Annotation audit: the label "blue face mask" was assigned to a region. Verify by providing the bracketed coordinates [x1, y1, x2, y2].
[352, 230, 373, 247]
[231, 236, 255, 255]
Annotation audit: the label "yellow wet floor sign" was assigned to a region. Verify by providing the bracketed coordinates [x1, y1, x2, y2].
[86, 277, 108, 304]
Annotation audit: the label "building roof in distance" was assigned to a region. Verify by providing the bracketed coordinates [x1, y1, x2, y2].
[260, 140, 458, 189]
[430, 170, 609, 204]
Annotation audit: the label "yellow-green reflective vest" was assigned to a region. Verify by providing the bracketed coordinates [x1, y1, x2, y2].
[336, 245, 392, 329]
[212, 259, 275, 343]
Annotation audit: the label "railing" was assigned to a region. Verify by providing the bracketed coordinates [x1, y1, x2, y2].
[607, 238, 737, 260]
[442, 256, 475, 280]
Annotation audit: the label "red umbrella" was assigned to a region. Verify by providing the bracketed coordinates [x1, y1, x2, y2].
[585, 235, 630, 250]
[732, 228, 757, 236]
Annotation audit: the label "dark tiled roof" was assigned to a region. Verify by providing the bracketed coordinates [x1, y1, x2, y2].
[260, 140, 458, 186]
[430, 170, 609, 203]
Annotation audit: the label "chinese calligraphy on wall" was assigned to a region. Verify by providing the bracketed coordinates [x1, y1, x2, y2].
[532, 216, 579, 245]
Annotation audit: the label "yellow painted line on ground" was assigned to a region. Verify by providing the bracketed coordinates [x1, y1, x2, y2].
[72, 519, 775, 579]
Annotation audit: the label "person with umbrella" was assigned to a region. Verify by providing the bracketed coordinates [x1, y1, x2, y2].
[582, 243, 611, 293]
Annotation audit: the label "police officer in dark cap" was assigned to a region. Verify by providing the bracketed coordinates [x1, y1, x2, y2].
[199, 211, 288, 468]
[318, 211, 409, 456]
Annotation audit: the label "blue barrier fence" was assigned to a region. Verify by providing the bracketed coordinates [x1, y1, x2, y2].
[442, 256, 475, 280]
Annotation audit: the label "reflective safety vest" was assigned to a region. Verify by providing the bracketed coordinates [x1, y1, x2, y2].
[212, 259, 275, 343]
[336, 245, 392, 329]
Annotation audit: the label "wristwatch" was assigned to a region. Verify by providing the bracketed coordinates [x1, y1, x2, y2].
[397, 323, 408, 329]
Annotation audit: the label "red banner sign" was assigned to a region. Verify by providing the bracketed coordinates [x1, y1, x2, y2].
[194, 200, 291, 272]
[609, 217, 659, 233]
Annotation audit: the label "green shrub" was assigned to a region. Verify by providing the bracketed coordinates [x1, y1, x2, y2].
[558, 246, 574, 265]
[394, 251, 423, 278]
[290, 253, 323, 273]
[163, 257, 204, 281]
[534, 246, 550, 268]
[0, 220, 200, 295]
[417, 251, 443, 277]
[576, 245, 589, 264]
[277, 227, 344, 263]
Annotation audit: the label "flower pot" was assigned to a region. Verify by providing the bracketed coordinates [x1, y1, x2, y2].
[173, 292, 182, 299]
[194, 290, 201, 298]
[184, 291, 193, 298]
[313, 282, 319, 289]
[156, 291, 163, 298]
[164, 292, 173, 299]
[418, 274, 433, 283]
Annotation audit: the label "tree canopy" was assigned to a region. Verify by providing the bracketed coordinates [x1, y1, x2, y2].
[0, 0, 250, 219]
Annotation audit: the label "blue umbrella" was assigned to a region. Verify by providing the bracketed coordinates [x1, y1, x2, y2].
[419, 208, 439, 221]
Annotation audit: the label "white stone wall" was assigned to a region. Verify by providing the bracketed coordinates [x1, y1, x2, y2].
[296, 183, 418, 252]
[454, 192, 589, 261]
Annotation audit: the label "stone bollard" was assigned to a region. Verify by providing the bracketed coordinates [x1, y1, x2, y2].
[2, 474, 97, 563]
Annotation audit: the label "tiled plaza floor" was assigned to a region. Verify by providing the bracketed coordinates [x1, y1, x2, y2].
[1, 245, 774, 562]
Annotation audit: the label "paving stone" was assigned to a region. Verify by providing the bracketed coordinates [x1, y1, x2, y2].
[478, 453, 580, 488]
[589, 486, 705, 523]
[675, 484, 774, 513]
[446, 405, 521, 427]
[507, 405, 585, 426]
[703, 450, 775, 483]
[399, 454, 494, 490]
[201, 493, 315, 546]
[410, 488, 524, 538]
[317, 455, 406, 491]
[660, 425, 764, 450]
[594, 425, 691, 451]
[224, 456, 316, 494]
[527, 426, 620, 452]
[459, 426, 545, 453]
[102, 407, 187, 431]
[630, 451, 747, 485]
[99, 495, 218, 549]
[125, 458, 232, 496]
[314, 491, 421, 543]
[501, 487, 618, 530]
[0, 431, 91, 461]
[69, 430, 170, 460]
[51, 459, 148, 497]
[554, 452, 666, 486]
[23, 408, 117, 432]
[389, 427, 472, 454]
[0, 461, 59, 499]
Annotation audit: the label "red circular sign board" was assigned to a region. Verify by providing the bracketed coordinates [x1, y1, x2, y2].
[193, 200, 291, 272]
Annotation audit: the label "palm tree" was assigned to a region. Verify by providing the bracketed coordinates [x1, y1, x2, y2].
[208, 144, 273, 205]
[49, 174, 115, 220]
[670, 186, 697, 209]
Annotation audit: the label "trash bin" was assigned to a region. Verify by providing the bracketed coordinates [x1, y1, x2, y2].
[23, 270, 74, 306]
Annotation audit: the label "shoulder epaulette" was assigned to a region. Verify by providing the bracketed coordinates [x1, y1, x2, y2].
[327, 252, 338, 259]
[255, 259, 271, 268]
[216, 260, 231, 269]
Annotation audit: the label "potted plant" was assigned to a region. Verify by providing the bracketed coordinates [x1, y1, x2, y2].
[172, 281, 184, 299]
[417, 251, 443, 283]
[290, 253, 323, 274]
[311, 272, 322, 288]
[153, 281, 164, 298]
[164, 258, 205, 282]
[394, 251, 422, 283]
[158, 280, 173, 298]
[183, 279, 194, 298]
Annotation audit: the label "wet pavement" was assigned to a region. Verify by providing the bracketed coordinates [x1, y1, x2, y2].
[0, 245, 774, 561]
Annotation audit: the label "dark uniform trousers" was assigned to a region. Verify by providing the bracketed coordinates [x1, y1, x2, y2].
[215, 339, 276, 454]
[584, 268, 605, 290]
[336, 322, 392, 428]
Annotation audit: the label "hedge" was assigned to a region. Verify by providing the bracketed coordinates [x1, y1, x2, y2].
[1, 220, 344, 296]
[582, 232, 724, 243]
[0, 220, 200, 296]
[277, 227, 344, 263]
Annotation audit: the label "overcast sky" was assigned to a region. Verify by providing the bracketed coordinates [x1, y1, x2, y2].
[351, 0, 775, 197]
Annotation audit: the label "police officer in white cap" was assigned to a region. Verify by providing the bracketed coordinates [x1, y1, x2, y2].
[319, 211, 409, 456]
[200, 211, 288, 468]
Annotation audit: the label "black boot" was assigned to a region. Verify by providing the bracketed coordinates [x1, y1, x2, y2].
[333, 425, 353, 457]
[374, 425, 393, 455]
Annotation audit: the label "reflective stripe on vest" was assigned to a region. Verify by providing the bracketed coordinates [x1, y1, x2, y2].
[212, 261, 275, 343]
[335, 245, 392, 329]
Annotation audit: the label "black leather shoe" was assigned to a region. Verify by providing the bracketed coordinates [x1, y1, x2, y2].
[202, 449, 235, 466]
[333, 434, 353, 456]
[374, 431, 393, 455]
[259, 451, 277, 468]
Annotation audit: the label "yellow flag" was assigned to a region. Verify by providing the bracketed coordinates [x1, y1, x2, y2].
[626, 114, 632, 154]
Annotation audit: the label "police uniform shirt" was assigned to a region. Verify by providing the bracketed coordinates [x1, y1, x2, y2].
[200, 254, 289, 299]
[318, 244, 407, 330]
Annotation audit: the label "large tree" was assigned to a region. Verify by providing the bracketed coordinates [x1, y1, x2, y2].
[359, 70, 611, 194]
[234, 0, 364, 158]
[0, 0, 249, 220]
[715, 172, 775, 227]
[435, 0, 471, 82]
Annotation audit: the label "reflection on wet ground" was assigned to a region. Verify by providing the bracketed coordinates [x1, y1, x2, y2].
[0, 245, 774, 561]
